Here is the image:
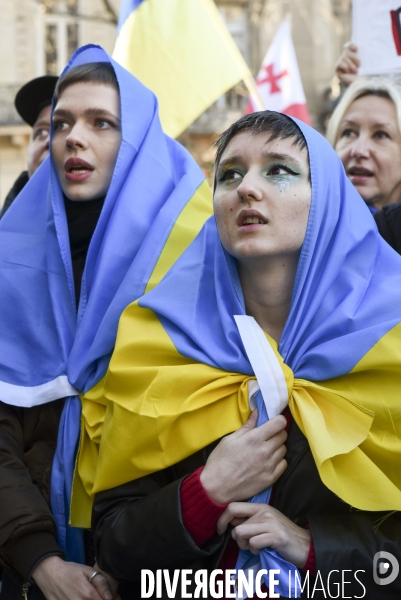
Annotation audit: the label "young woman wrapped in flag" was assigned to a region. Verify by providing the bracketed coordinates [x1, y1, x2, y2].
[73, 112, 401, 599]
[0, 45, 211, 600]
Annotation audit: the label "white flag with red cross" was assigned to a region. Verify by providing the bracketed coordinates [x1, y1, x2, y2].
[246, 21, 310, 124]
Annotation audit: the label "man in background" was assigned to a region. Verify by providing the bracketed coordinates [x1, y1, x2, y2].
[0, 75, 57, 217]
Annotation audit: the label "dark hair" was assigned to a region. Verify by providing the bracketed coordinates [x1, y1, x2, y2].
[214, 111, 308, 171]
[54, 62, 119, 102]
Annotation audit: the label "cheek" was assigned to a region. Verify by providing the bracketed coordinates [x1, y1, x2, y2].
[27, 141, 36, 162]
[29, 140, 46, 167]
[102, 137, 121, 180]
[35, 142, 48, 160]
[51, 140, 63, 172]
[213, 196, 233, 242]
[284, 196, 310, 242]
[335, 141, 350, 163]
[379, 147, 401, 176]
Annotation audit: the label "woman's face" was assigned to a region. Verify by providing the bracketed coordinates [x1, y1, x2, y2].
[51, 81, 121, 201]
[214, 132, 311, 268]
[335, 95, 401, 209]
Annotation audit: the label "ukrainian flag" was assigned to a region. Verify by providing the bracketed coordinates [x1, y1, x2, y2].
[72, 118, 401, 530]
[113, 0, 257, 138]
[0, 44, 212, 560]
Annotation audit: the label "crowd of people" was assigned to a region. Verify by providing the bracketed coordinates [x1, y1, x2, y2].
[0, 39, 400, 600]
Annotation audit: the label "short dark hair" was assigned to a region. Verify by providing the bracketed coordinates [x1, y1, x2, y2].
[214, 111, 307, 171]
[54, 62, 119, 103]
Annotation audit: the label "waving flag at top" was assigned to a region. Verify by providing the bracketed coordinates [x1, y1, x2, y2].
[114, 0, 259, 138]
[246, 21, 310, 124]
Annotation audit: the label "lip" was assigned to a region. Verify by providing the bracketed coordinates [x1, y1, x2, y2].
[64, 157, 94, 182]
[347, 166, 374, 185]
[237, 209, 268, 232]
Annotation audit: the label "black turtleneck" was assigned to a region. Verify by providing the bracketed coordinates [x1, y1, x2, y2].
[64, 195, 105, 306]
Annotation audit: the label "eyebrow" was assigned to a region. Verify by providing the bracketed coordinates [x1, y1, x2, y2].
[217, 151, 304, 171]
[261, 151, 303, 168]
[340, 118, 395, 129]
[33, 119, 50, 129]
[52, 107, 121, 125]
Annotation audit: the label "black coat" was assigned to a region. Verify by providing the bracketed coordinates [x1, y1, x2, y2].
[0, 171, 29, 218]
[0, 197, 104, 598]
[93, 418, 401, 600]
[374, 202, 401, 254]
[0, 400, 64, 599]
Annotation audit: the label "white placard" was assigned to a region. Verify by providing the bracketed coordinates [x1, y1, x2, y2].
[352, 0, 401, 75]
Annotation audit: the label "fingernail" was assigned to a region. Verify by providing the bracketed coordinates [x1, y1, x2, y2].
[105, 593, 112, 600]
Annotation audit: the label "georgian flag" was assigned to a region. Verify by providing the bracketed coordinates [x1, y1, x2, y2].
[246, 20, 311, 124]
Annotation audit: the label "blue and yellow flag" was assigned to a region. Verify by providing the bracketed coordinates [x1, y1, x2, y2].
[73, 117, 401, 530]
[0, 44, 212, 559]
[113, 0, 255, 138]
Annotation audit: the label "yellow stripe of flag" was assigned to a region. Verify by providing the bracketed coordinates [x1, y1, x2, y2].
[113, 0, 254, 138]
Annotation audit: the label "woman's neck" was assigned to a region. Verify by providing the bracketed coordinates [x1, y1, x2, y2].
[238, 255, 298, 343]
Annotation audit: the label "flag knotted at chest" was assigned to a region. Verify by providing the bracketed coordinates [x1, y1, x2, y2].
[74, 116, 401, 536]
[0, 44, 212, 560]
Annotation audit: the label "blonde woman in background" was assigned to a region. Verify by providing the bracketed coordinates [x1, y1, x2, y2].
[328, 43, 401, 250]
[326, 76, 401, 212]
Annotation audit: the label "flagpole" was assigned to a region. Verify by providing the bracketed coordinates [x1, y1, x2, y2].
[242, 73, 265, 110]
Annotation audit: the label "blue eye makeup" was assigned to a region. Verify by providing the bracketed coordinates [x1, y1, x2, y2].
[216, 168, 242, 184]
[265, 164, 299, 178]
[215, 162, 301, 187]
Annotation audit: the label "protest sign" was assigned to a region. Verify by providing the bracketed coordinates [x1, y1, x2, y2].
[353, 0, 401, 75]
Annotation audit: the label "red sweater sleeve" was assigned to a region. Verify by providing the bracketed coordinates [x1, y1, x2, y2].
[301, 527, 316, 575]
[181, 407, 296, 553]
[180, 466, 227, 547]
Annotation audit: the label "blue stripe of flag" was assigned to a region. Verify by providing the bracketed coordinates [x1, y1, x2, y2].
[117, 0, 147, 33]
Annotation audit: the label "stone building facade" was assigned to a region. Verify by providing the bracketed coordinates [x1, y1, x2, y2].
[0, 0, 351, 204]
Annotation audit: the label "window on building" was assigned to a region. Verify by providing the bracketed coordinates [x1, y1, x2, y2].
[44, 0, 79, 75]
[45, 23, 58, 75]
[67, 23, 79, 60]
[43, 0, 78, 15]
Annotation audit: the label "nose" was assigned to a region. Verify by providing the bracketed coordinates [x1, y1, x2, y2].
[65, 122, 88, 150]
[236, 171, 263, 203]
[350, 134, 370, 159]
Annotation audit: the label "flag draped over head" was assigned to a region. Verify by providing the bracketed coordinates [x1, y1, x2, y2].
[74, 116, 401, 534]
[0, 44, 212, 560]
[246, 21, 311, 124]
[113, 0, 254, 138]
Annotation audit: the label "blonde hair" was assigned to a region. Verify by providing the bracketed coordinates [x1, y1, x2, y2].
[326, 77, 401, 147]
